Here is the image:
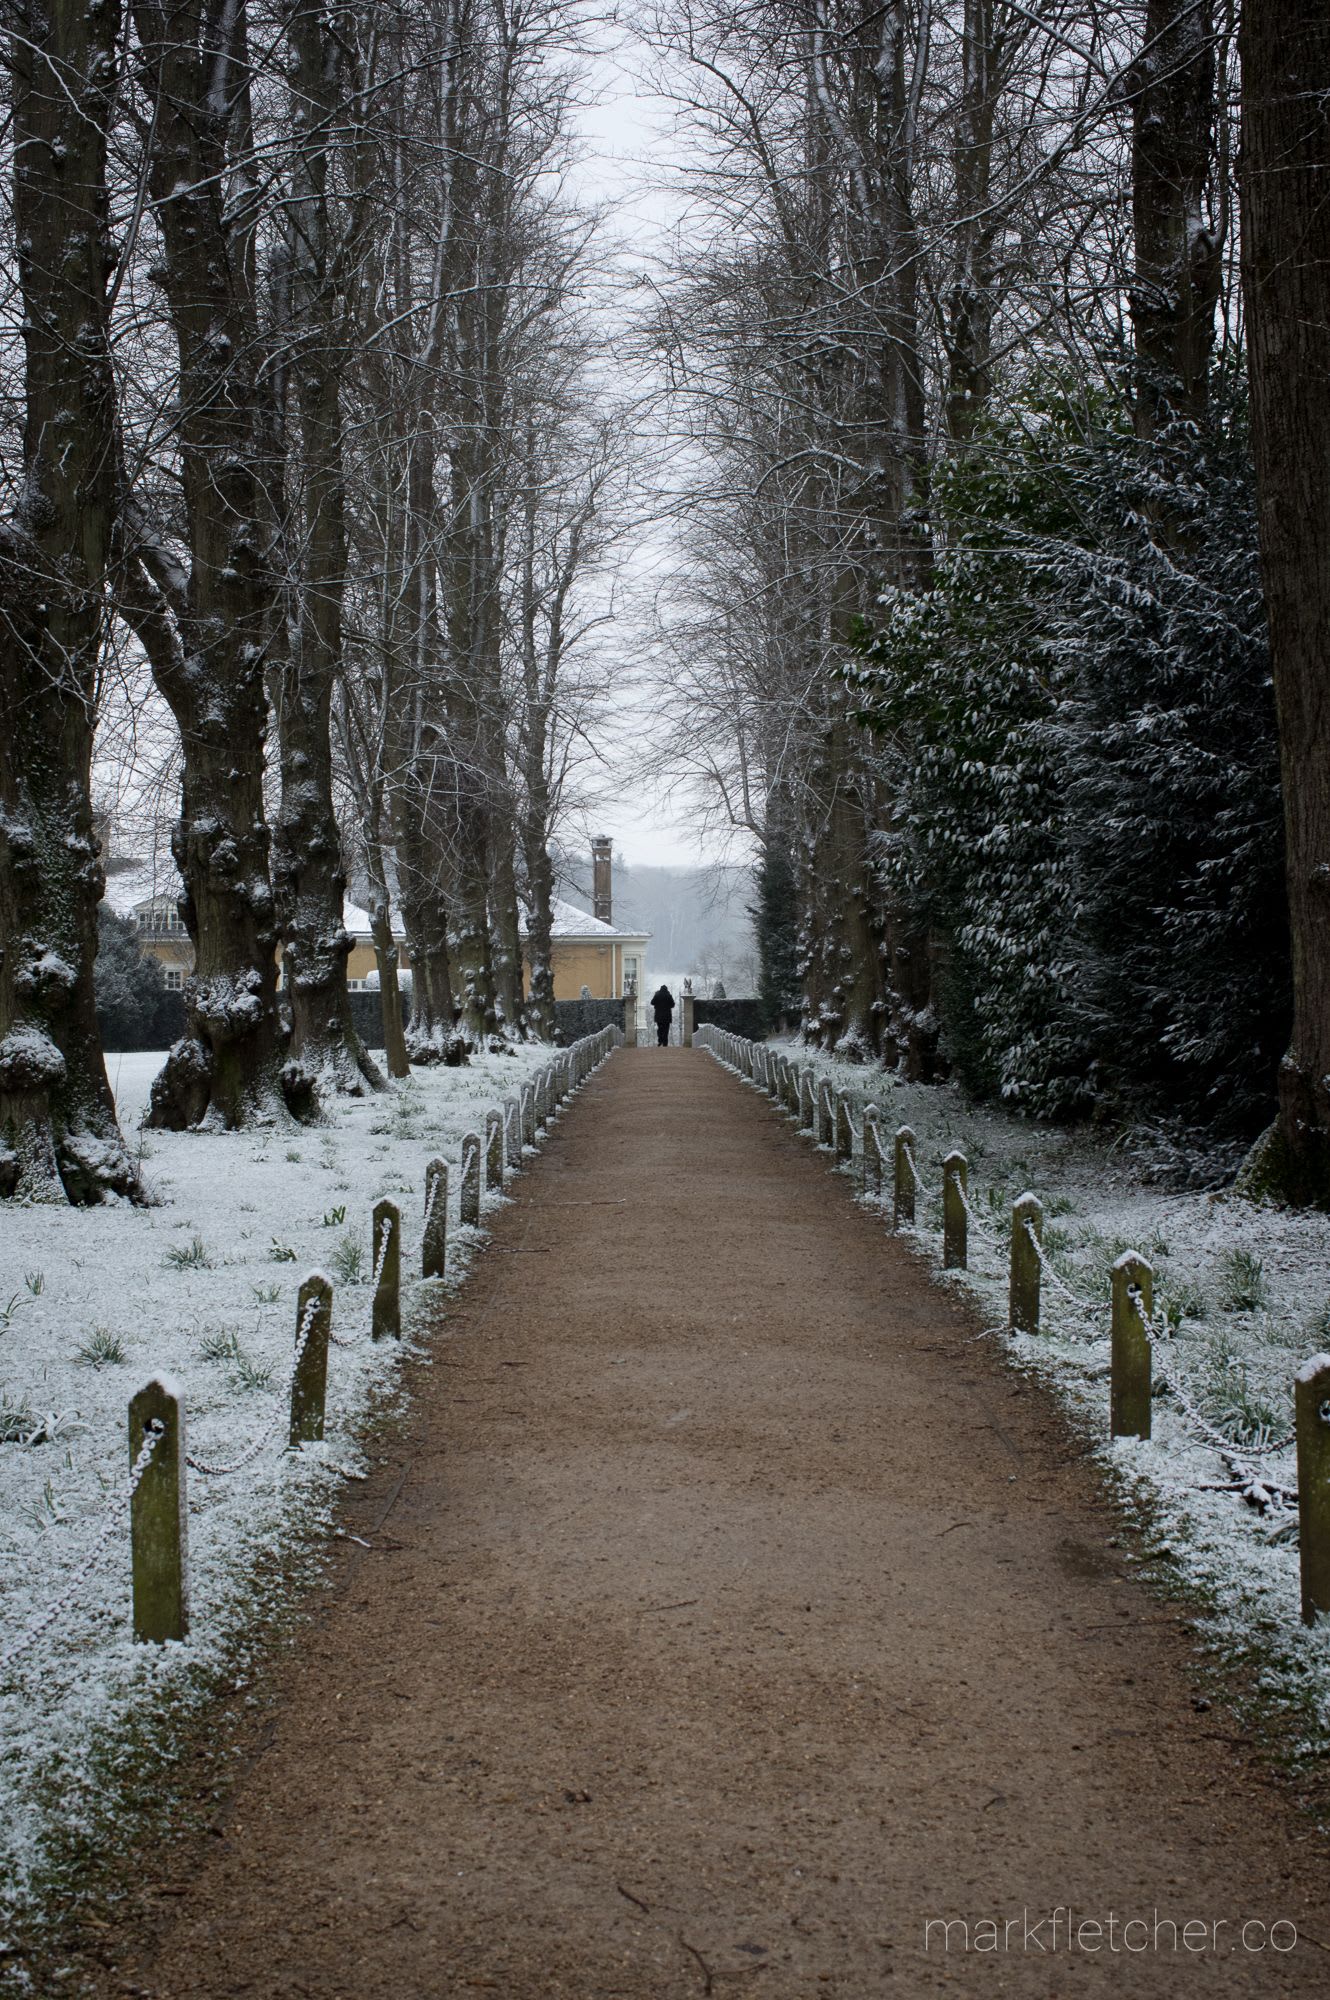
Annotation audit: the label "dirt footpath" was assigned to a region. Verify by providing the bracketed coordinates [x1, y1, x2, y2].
[107, 1048, 1330, 1997]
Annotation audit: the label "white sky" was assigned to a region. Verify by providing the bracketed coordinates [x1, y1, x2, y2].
[563, 28, 716, 872]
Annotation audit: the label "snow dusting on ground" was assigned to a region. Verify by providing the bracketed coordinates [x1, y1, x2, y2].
[0, 1043, 553, 1949]
[726, 1037, 1330, 1761]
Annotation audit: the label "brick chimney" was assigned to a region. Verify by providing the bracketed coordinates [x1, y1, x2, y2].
[592, 835, 612, 925]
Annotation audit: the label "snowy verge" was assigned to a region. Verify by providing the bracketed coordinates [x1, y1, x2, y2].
[708, 1035, 1330, 1766]
[0, 1041, 578, 1953]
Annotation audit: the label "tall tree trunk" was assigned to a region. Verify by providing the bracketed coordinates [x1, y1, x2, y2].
[0, 0, 141, 1204]
[1238, 2, 1330, 1205]
[945, 0, 999, 444]
[128, 0, 313, 1129]
[1129, 1, 1220, 440]
[273, 0, 382, 1095]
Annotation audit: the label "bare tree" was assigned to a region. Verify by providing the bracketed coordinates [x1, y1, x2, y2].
[1239, 0, 1330, 1204]
[0, 0, 142, 1202]
[122, 0, 313, 1128]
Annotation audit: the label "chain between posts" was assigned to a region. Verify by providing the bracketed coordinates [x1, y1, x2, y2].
[185, 1290, 324, 1478]
[0, 1422, 163, 1675]
[1020, 1218, 1101, 1322]
[902, 1141, 934, 1201]
[1126, 1284, 1295, 1465]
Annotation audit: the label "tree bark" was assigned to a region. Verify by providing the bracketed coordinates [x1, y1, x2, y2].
[273, 0, 382, 1095]
[127, 0, 312, 1130]
[0, 0, 141, 1204]
[1239, 1, 1330, 1204]
[1129, 0, 1221, 441]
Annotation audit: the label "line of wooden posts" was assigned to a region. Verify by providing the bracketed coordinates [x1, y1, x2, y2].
[698, 1026, 1330, 1630]
[126, 1025, 621, 1647]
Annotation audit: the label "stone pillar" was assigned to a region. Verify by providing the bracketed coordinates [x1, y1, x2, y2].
[682, 993, 695, 1047]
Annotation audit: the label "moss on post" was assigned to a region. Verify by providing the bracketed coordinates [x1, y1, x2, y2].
[129, 1376, 189, 1643]
[817, 1081, 833, 1149]
[943, 1152, 968, 1270]
[422, 1157, 448, 1279]
[461, 1132, 481, 1227]
[1009, 1193, 1043, 1334]
[893, 1126, 917, 1229]
[1296, 1355, 1330, 1624]
[862, 1108, 881, 1196]
[289, 1274, 332, 1445]
[1110, 1253, 1154, 1438]
[371, 1198, 400, 1340]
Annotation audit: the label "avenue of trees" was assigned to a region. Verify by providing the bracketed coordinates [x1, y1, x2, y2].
[646, 0, 1330, 1200]
[0, 0, 625, 1202]
[2, 0, 1328, 1210]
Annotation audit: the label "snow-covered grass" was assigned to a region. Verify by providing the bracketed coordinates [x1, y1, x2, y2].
[0, 1041, 560, 1956]
[713, 1034, 1330, 1770]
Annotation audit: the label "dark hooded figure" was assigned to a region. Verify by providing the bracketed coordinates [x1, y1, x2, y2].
[650, 984, 675, 1047]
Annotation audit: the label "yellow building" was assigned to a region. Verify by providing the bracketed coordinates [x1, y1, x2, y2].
[526, 897, 650, 1020]
[104, 846, 650, 1028]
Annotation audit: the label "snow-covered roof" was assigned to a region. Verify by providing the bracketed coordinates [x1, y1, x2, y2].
[102, 859, 405, 941]
[543, 897, 649, 943]
[101, 857, 178, 920]
[342, 899, 407, 943]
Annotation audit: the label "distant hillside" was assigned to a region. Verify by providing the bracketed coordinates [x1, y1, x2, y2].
[555, 854, 760, 996]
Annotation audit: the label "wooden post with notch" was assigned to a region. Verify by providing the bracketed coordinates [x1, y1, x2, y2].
[1296, 1355, 1330, 1625]
[460, 1133, 481, 1227]
[893, 1126, 916, 1229]
[372, 1198, 401, 1340]
[943, 1152, 968, 1270]
[129, 1375, 189, 1643]
[422, 1158, 448, 1279]
[1009, 1193, 1042, 1335]
[290, 1273, 333, 1445]
[1110, 1252, 1153, 1438]
[862, 1108, 881, 1195]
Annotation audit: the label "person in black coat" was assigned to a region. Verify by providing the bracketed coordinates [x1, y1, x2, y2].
[650, 984, 675, 1047]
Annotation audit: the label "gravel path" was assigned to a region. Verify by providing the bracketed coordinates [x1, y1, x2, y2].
[104, 1047, 1330, 1996]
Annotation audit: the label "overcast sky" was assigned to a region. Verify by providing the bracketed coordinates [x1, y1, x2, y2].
[564, 27, 718, 873]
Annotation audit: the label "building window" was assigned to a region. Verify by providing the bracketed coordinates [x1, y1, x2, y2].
[162, 967, 185, 992]
[136, 899, 187, 939]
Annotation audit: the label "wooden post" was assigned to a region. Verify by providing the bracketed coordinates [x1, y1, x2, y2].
[1009, 1193, 1042, 1335]
[422, 1158, 448, 1278]
[769, 1051, 781, 1101]
[1296, 1355, 1330, 1625]
[372, 1198, 401, 1340]
[289, 1273, 333, 1445]
[835, 1092, 853, 1164]
[800, 1069, 815, 1132]
[1110, 1253, 1154, 1439]
[129, 1376, 189, 1643]
[784, 1061, 799, 1115]
[893, 1126, 916, 1228]
[460, 1133, 481, 1227]
[521, 1082, 535, 1149]
[682, 993, 695, 1046]
[862, 1108, 881, 1195]
[943, 1152, 968, 1270]
[817, 1080, 833, 1149]
[486, 1107, 504, 1187]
